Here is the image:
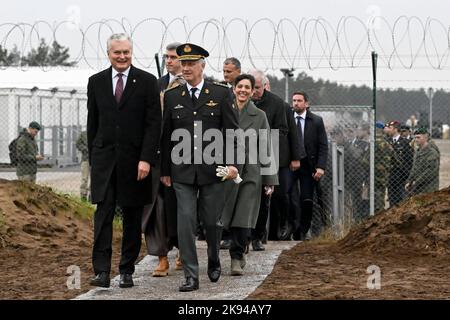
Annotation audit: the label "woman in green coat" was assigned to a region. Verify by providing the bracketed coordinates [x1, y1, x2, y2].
[221, 74, 278, 276]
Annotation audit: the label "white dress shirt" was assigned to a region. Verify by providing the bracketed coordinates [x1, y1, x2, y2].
[112, 66, 130, 95]
[295, 110, 307, 137]
[186, 79, 205, 99]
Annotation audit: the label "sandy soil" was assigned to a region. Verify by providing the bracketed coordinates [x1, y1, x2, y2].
[0, 179, 144, 300]
[249, 187, 450, 299]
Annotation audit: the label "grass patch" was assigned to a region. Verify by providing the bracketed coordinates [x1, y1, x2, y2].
[0, 208, 6, 247]
[58, 193, 123, 231]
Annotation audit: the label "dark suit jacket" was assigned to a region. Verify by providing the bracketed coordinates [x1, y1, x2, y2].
[87, 65, 161, 206]
[157, 73, 170, 92]
[253, 90, 289, 168]
[297, 109, 328, 172]
[161, 81, 239, 185]
[280, 102, 301, 167]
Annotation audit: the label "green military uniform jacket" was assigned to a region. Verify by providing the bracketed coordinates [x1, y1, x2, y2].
[407, 143, 440, 195]
[161, 81, 239, 185]
[16, 129, 39, 176]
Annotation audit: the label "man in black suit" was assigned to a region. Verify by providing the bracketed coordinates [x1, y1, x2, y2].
[158, 42, 182, 92]
[87, 33, 161, 288]
[385, 121, 413, 206]
[160, 43, 239, 292]
[289, 91, 328, 240]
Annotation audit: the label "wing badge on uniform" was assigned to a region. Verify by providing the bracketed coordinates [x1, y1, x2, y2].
[206, 100, 218, 107]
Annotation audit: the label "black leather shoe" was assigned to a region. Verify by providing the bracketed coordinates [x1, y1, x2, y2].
[207, 260, 221, 282]
[179, 277, 199, 292]
[252, 239, 265, 251]
[119, 274, 134, 288]
[89, 272, 110, 288]
[220, 239, 231, 250]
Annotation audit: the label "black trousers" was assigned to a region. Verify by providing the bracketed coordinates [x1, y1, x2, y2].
[229, 227, 250, 260]
[251, 188, 271, 241]
[269, 167, 291, 240]
[92, 172, 143, 275]
[289, 160, 316, 236]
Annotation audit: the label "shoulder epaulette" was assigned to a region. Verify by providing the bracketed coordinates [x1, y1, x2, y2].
[163, 85, 180, 94]
[212, 81, 229, 88]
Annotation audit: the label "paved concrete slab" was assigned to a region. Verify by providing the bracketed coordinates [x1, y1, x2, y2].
[75, 241, 298, 300]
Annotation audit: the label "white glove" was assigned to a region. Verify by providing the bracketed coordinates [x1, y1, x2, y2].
[216, 166, 242, 184]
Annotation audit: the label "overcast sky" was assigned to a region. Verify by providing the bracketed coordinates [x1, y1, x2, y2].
[2, 0, 450, 88]
[3, 0, 449, 22]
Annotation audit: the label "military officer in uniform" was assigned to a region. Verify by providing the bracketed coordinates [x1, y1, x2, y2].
[160, 43, 240, 292]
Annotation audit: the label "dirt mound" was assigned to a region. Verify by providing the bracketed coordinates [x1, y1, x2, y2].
[337, 186, 450, 257]
[0, 179, 128, 299]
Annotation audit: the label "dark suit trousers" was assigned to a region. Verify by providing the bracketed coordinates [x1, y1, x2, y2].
[252, 188, 271, 241]
[269, 167, 291, 239]
[92, 171, 143, 275]
[173, 182, 224, 280]
[289, 160, 316, 235]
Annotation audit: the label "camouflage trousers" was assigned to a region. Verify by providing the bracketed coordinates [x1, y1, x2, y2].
[17, 174, 36, 183]
[80, 161, 90, 200]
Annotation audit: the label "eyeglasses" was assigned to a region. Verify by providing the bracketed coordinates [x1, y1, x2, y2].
[163, 54, 179, 60]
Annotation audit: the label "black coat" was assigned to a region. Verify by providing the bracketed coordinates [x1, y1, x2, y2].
[281, 102, 301, 167]
[87, 65, 161, 206]
[253, 90, 289, 167]
[300, 109, 328, 171]
[161, 81, 239, 185]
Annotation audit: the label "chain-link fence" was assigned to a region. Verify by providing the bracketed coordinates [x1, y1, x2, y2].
[284, 85, 449, 239]
[0, 82, 448, 239]
[0, 87, 89, 198]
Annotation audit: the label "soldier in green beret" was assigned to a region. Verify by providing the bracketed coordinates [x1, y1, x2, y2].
[16, 121, 44, 183]
[405, 127, 440, 195]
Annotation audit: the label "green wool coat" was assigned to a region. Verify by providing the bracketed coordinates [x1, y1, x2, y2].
[221, 100, 279, 229]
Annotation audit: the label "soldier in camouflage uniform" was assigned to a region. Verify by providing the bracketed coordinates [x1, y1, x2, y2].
[374, 122, 392, 212]
[76, 131, 90, 201]
[16, 121, 44, 183]
[405, 127, 440, 196]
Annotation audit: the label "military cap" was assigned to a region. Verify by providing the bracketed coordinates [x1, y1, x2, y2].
[376, 121, 385, 129]
[414, 127, 429, 135]
[386, 120, 401, 129]
[29, 121, 41, 130]
[176, 43, 209, 61]
[400, 124, 411, 132]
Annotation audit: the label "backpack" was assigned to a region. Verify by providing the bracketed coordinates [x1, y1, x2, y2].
[8, 136, 19, 166]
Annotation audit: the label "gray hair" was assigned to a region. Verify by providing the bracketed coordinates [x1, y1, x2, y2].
[166, 42, 182, 51]
[107, 33, 133, 52]
[223, 57, 241, 70]
[247, 69, 267, 86]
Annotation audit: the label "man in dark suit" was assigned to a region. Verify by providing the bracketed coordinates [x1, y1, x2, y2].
[289, 91, 328, 240]
[158, 42, 182, 92]
[269, 100, 301, 240]
[160, 43, 239, 292]
[87, 33, 161, 288]
[248, 69, 289, 250]
[385, 121, 413, 206]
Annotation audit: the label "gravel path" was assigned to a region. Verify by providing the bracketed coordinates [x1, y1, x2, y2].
[75, 241, 298, 300]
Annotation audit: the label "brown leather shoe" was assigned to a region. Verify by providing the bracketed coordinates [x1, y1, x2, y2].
[152, 256, 169, 277]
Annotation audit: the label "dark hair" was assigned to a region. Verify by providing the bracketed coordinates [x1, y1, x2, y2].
[223, 57, 241, 70]
[166, 42, 182, 51]
[234, 74, 255, 89]
[292, 91, 309, 102]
